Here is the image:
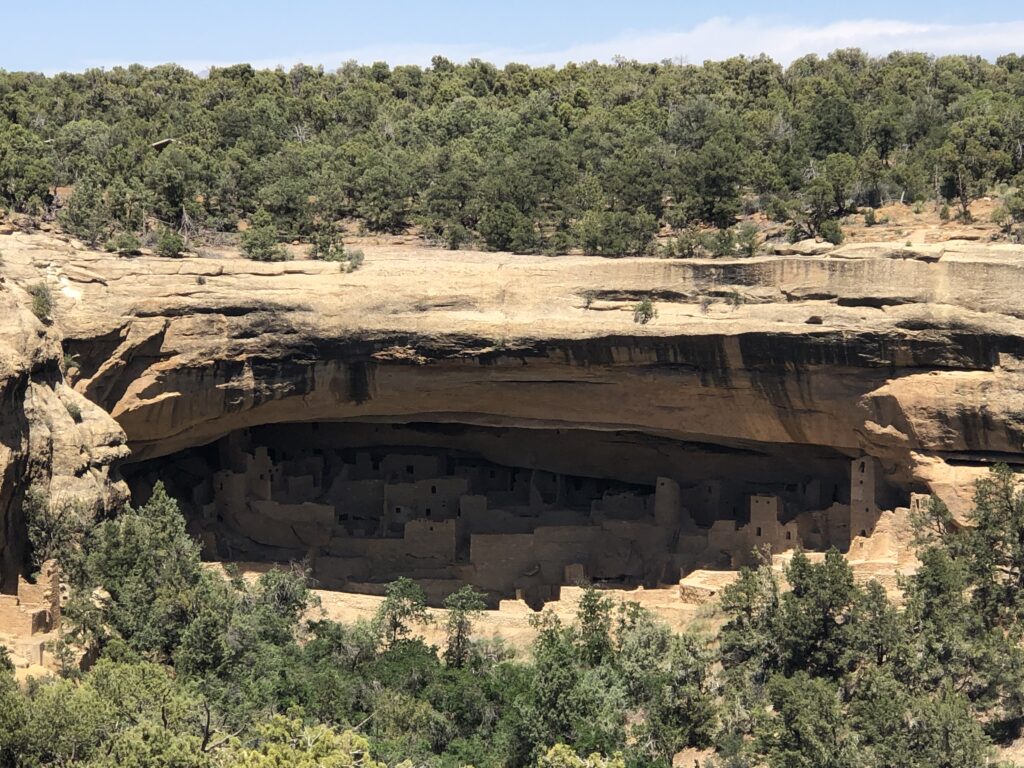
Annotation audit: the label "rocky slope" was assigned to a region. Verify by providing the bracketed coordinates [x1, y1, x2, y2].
[0, 262, 127, 592]
[2, 228, 1024, 584]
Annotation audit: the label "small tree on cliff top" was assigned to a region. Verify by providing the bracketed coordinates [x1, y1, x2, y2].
[241, 208, 289, 262]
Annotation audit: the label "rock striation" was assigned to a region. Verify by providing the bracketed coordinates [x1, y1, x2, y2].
[0, 262, 127, 592]
[3, 230, 1024, 590]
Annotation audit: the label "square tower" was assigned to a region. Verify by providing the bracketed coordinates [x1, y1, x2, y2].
[850, 457, 880, 538]
[749, 494, 782, 533]
[655, 477, 682, 528]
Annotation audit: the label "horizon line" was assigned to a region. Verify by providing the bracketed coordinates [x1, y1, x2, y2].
[8, 16, 1023, 77]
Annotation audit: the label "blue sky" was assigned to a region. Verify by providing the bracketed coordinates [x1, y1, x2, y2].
[6, 0, 1024, 73]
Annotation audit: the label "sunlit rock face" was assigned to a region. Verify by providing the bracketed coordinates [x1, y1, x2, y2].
[5, 231, 1024, 592]
[0, 276, 127, 592]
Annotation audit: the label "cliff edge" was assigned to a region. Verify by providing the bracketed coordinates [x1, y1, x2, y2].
[3, 228, 1024, 585]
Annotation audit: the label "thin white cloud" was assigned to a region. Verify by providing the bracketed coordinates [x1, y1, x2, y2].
[89, 16, 1024, 74]
[516, 18, 1024, 65]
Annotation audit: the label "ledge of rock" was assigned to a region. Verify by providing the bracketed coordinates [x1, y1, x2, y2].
[3, 231, 1024, 586]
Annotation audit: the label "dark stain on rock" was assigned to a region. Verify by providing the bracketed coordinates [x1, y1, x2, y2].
[348, 361, 372, 404]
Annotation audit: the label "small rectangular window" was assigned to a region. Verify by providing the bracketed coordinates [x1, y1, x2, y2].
[756, 527, 762, 537]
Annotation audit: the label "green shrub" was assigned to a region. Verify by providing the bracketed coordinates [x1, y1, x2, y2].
[672, 228, 707, 258]
[346, 248, 365, 271]
[1007, 192, 1024, 223]
[578, 209, 658, 257]
[105, 232, 141, 256]
[241, 209, 289, 262]
[939, 203, 951, 222]
[818, 218, 844, 245]
[734, 223, 760, 257]
[308, 221, 345, 261]
[155, 228, 185, 258]
[863, 208, 877, 226]
[23, 485, 93, 568]
[703, 222, 766, 257]
[765, 196, 798, 223]
[373, 576, 431, 647]
[633, 297, 657, 324]
[64, 400, 82, 423]
[443, 222, 470, 250]
[58, 177, 108, 246]
[478, 203, 537, 253]
[27, 282, 53, 321]
[995, 192, 1024, 238]
[708, 228, 735, 257]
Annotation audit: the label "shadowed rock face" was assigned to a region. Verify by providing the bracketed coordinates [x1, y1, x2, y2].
[93, 329, 997, 469]
[3, 231, 1024, 567]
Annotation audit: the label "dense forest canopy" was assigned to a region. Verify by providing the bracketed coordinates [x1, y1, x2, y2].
[2, 50, 1024, 256]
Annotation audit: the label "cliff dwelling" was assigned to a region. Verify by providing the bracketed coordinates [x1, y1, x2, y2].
[122, 420, 908, 607]
[7, 227, 1018, 614]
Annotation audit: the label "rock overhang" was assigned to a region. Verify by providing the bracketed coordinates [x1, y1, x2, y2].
[5, 231, 1024, 522]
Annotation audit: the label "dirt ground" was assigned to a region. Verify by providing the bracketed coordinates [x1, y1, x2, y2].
[838, 198, 1002, 244]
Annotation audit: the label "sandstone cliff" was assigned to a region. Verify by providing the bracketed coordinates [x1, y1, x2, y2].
[0, 261, 127, 591]
[3, 229, 1024, 581]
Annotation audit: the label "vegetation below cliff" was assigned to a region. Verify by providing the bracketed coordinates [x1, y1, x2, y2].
[3, 468, 1024, 767]
[2, 52, 1024, 256]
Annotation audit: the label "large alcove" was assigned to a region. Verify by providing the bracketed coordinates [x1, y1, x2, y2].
[122, 420, 901, 607]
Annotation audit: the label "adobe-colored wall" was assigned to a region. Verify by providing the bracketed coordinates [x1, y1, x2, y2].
[470, 533, 537, 593]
